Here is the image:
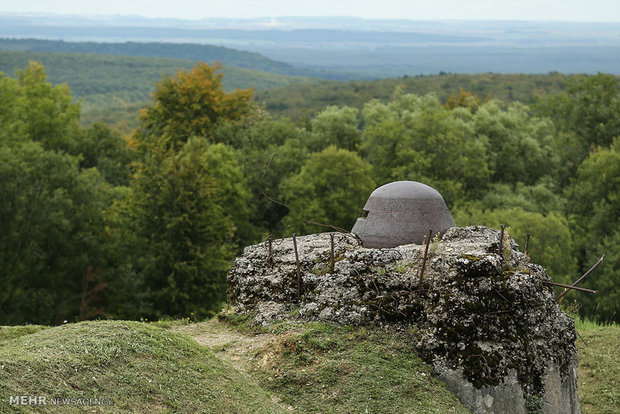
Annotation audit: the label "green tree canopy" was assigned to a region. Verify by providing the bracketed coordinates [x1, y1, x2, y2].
[133, 62, 254, 151]
[280, 146, 375, 235]
[75, 122, 135, 186]
[0, 61, 80, 151]
[0, 142, 109, 324]
[453, 207, 577, 283]
[566, 140, 619, 323]
[535, 73, 620, 185]
[361, 93, 490, 205]
[472, 101, 559, 185]
[308, 105, 361, 152]
[116, 62, 258, 319]
[118, 138, 250, 319]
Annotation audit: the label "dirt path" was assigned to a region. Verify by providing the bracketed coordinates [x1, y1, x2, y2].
[169, 320, 297, 411]
[169, 319, 281, 372]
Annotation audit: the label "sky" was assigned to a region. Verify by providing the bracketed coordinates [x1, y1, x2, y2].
[1, 0, 619, 22]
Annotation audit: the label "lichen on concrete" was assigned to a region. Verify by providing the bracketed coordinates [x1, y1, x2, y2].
[227, 226, 580, 413]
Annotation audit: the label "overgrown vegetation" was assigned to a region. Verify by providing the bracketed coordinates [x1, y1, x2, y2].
[0, 320, 287, 413]
[0, 59, 618, 324]
[176, 316, 470, 413]
[0, 50, 313, 134]
[0, 317, 616, 413]
[574, 321, 620, 414]
[256, 72, 571, 121]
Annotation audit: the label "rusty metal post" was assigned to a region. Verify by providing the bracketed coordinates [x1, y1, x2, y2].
[266, 236, 273, 267]
[498, 225, 505, 260]
[524, 232, 530, 257]
[330, 233, 335, 274]
[293, 233, 302, 300]
[542, 280, 597, 294]
[556, 255, 605, 302]
[417, 228, 432, 297]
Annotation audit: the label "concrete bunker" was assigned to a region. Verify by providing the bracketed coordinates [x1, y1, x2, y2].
[351, 181, 455, 248]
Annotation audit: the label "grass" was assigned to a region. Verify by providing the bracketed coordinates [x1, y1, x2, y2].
[0, 320, 286, 413]
[199, 315, 469, 414]
[0, 316, 616, 413]
[0, 325, 51, 342]
[575, 320, 620, 414]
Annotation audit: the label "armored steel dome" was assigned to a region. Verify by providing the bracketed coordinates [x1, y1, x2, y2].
[351, 181, 455, 248]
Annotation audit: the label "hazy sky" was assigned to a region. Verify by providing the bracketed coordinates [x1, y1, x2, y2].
[1, 0, 619, 21]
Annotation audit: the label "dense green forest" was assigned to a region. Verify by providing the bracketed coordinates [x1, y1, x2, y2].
[0, 60, 618, 326]
[0, 50, 313, 133]
[255, 72, 571, 121]
[0, 42, 578, 134]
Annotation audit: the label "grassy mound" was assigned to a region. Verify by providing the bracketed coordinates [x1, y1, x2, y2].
[0, 321, 286, 413]
[3, 317, 614, 413]
[173, 315, 470, 414]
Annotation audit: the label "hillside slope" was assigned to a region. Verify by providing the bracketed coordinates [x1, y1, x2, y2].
[0, 319, 469, 413]
[0, 38, 297, 76]
[0, 321, 287, 413]
[0, 318, 617, 413]
[0, 50, 312, 132]
[171, 317, 470, 413]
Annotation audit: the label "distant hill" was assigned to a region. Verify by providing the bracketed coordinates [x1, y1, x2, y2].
[0, 38, 353, 80]
[2, 15, 619, 78]
[0, 48, 581, 133]
[0, 38, 297, 75]
[0, 50, 314, 132]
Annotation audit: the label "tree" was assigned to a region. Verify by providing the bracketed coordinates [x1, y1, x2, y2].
[75, 122, 135, 186]
[453, 206, 577, 284]
[280, 146, 375, 235]
[308, 105, 361, 152]
[121, 63, 256, 319]
[361, 93, 490, 205]
[566, 141, 619, 323]
[0, 142, 109, 324]
[535, 73, 620, 184]
[539, 73, 620, 149]
[219, 116, 310, 237]
[477, 180, 564, 215]
[133, 62, 253, 151]
[0, 62, 80, 152]
[119, 138, 250, 319]
[472, 101, 559, 185]
[444, 88, 483, 111]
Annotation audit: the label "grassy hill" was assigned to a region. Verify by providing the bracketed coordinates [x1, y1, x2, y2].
[1, 317, 617, 413]
[0, 321, 287, 413]
[0, 50, 314, 133]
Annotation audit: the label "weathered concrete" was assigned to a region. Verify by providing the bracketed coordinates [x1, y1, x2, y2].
[437, 367, 527, 414]
[351, 181, 455, 248]
[227, 226, 580, 413]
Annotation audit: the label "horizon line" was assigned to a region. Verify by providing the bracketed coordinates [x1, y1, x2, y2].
[2, 12, 619, 24]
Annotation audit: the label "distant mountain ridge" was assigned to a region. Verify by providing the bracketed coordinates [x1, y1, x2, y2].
[0, 38, 295, 75]
[0, 38, 355, 80]
[2, 13, 620, 78]
[0, 49, 315, 133]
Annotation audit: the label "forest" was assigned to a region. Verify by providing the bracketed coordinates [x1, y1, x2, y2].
[0, 60, 618, 326]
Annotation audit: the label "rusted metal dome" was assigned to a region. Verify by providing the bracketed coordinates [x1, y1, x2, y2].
[351, 181, 455, 248]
